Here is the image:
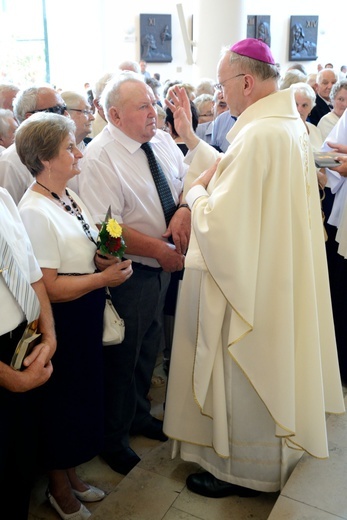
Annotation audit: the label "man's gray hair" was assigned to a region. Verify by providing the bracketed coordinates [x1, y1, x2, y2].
[317, 68, 338, 84]
[100, 71, 145, 121]
[93, 72, 115, 101]
[118, 60, 141, 74]
[13, 87, 41, 124]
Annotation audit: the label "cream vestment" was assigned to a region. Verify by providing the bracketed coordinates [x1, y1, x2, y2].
[163, 88, 345, 492]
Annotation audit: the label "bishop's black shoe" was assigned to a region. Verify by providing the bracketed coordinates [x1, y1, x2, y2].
[186, 471, 261, 498]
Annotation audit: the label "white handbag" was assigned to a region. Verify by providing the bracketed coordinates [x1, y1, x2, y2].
[103, 288, 125, 346]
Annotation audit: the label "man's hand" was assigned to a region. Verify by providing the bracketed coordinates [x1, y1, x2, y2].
[329, 155, 347, 176]
[2, 345, 53, 393]
[326, 143, 347, 154]
[163, 206, 191, 255]
[155, 242, 185, 272]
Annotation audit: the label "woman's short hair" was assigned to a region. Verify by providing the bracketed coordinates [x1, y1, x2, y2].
[15, 112, 76, 177]
[280, 69, 307, 90]
[194, 93, 214, 115]
[290, 82, 317, 110]
[330, 80, 347, 101]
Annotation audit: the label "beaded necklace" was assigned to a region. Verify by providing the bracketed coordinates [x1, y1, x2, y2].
[35, 180, 97, 245]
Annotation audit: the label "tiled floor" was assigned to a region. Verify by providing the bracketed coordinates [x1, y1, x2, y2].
[29, 360, 347, 520]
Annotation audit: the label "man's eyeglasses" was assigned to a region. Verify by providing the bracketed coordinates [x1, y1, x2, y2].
[67, 108, 94, 116]
[199, 112, 214, 118]
[29, 104, 67, 115]
[214, 73, 245, 92]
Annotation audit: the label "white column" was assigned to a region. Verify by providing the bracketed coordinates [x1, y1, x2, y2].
[192, 0, 247, 81]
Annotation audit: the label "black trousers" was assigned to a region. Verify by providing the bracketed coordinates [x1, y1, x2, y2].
[0, 322, 42, 519]
[103, 264, 170, 452]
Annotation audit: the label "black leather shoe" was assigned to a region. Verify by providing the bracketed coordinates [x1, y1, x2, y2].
[100, 447, 140, 475]
[186, 472, 261, 498]
[132, 417, 168, 442]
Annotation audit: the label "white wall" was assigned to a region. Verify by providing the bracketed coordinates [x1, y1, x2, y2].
[46, 0, 197, 92]
[46, 0, 346, 92]
[246, 0, 346, 75]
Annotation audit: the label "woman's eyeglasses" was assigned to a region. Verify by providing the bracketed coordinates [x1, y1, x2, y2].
[67, 108, 94, 116]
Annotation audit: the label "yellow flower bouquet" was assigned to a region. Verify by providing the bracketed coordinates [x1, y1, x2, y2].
[97, 207, 126, 258]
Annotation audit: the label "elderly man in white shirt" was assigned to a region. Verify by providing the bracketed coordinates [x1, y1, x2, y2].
[79, 71, 189, 476]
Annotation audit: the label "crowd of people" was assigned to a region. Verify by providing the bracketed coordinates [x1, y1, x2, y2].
[0, 43, 346, 519]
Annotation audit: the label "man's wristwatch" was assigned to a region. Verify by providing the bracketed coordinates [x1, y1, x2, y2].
[177, 203, 190, 210]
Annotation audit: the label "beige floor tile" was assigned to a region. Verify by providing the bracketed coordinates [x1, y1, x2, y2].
[162, 507, 204, 520]
[138, 441, 200, 483]
[91, 466, 185, 520]
[268, 495, 347, 519]
[172, 486, 278, 520]
[325, 393, 347, 449]
[32, 358, 347, 519]
[326, 412, 347, 449]
[280, 444, 347, 518]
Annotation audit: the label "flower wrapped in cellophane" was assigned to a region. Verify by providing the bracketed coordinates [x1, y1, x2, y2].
[97, 206, 126, 258]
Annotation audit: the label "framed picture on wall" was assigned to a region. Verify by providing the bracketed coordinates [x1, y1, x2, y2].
[289, 16, 318, 61]
[140, 14, 172, 63]
[247, 15, 271, 47]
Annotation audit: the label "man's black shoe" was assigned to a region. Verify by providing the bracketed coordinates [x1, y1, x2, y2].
[186, 471, 261, 498]
[100, 447, 140, 475]
[132, 417, 168, 442]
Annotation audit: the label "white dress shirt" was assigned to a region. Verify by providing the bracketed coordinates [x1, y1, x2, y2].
[0, 188, 42, 335]
[79, 124, 187, 267]
[0, 144, 33, 205]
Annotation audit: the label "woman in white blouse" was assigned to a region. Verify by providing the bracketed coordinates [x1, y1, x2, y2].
[16, 113, 132, 520]
[318, 80, 347, 141]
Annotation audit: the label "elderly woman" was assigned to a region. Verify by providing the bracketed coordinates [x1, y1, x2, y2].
[291, 82, 328, 237]
[193, 93, 214, 124]
[16, 113, 132, 520]
[279, 68, 307, 90]
[318, 80, 347, 141]
[291, 82, 323, 151]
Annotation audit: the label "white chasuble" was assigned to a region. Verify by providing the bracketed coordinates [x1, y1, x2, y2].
[164, 89, 345, 492]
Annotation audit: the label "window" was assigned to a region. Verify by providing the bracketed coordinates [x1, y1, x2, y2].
[0, 0, 49, 86]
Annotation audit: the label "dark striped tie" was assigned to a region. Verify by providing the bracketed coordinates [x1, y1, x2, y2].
[0, 233, 40, 323]
[141, 142, 177, 226]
